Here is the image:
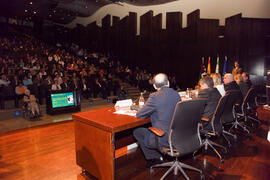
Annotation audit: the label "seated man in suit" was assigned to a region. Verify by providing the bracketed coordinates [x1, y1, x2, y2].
[242, 72, 253, 89]
[132, 73, 181, 167]
[223, 73, 241, 92]
[198, 76, 221, 130]
[234, 74, 249, 98]
[223, 73, 243, 105]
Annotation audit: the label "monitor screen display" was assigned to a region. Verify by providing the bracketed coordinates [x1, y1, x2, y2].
[51, 92, 75, 108]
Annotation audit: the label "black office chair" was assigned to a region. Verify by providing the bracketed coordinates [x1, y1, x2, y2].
[148, 99, 206, 180]
[199, 94, 229, 163]
[234, 88, 261, 127]
[221, 90, 246, 142]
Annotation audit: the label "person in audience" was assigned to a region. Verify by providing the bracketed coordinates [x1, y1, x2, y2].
[81, 78, 91, 99]
[118, 85, 127, 100]
[60, 77, 70, 91]
[198, 76, 221, 130]
[232, 60, 242, 76]
[15, 82, 27, 108]
[210, 73, 225, 96]
[23, 75, 33, 87]
[223, 73, 241, 92]
[132, 73, 181, 167]
[242, 72, 252, 88]
[23, 89, 40, 117]
[51, 80, 62, 91]
[70, 78, 80, 91]
[234, 74, 249, 98]
[0, 74, 11, 87]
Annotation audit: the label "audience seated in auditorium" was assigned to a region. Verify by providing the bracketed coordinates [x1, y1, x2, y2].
[0, 33, 181, 109]
[198, 76, 221, 130]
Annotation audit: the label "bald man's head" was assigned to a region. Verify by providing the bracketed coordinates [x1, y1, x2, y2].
[153, 73, 169, 89]
[223, 73, 234, 84]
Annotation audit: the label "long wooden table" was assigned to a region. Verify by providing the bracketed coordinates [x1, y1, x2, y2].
[72, 107, 150, 180]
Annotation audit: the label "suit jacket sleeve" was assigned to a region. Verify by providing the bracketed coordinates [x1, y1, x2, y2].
[136, 94, 156, 119]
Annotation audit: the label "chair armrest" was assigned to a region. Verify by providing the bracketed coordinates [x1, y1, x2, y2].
[148, 127, 165, 137]
[201, 117, 209, 121]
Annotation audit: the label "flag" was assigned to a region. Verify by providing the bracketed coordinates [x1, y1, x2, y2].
[223, 56, 228, 76]
[215, 56, 219, 73]
[207, 57, 211, 74]
[199, 57, 206, 80]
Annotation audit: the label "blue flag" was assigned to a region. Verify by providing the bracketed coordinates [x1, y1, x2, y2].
[223, 56, 228, 76]
[222, 56, 228, 83]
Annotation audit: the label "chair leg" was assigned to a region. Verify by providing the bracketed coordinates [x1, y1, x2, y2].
[208, 139, 227, 151]
[207, 142, 223, 162]
[152, 159, 202, 180]
[248, 115, 261, 124]
[229, 120, 250, 134]
[179, 162, 202, 173]
[160, 164, 176, 180]
[176, 164, 190, 180]
[222, 133, 231, 146]
[151, 161, 174, 168]
[223, 130, 237, 139]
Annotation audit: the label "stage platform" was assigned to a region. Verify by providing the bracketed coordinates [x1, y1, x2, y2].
[0, 114, 270, 180]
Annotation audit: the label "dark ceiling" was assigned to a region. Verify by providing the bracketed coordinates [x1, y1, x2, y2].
[0, 0, 177, 24]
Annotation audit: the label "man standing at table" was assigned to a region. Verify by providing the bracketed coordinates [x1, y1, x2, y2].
[132, 73, 181, 167]
[232, 61, 242, 76]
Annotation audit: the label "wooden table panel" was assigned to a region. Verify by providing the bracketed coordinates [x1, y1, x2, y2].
[75, 120, 114, 180]
[73, 108, 150, 180]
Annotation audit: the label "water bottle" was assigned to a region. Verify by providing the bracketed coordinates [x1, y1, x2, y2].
[139, 92, 145, 108]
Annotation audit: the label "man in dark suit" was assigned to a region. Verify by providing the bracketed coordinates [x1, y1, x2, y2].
[223, 73, 241, 92]
[242, 72, 253, 89]
[198, 76, 221, 130]
[235, 74, 249, 98]
[223, 73, 243, 105]
[132, 73, 181, 167]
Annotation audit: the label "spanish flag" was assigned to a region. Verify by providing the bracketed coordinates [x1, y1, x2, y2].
[207, 57, 211, 74]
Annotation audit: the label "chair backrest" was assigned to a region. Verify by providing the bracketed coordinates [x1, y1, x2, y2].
[221, 90, 242, 123]
[169, 99, 206, 156]
[242, 88, 257, 111]
[210, 94, 230, 135]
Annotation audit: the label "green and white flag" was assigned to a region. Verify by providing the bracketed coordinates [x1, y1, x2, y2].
[215, 56, 219, 73]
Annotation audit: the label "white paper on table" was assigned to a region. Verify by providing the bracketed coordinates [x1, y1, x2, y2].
[178, 91, 186, 97]
[115, 99, 133, 108]
[113, 109, 137, 117]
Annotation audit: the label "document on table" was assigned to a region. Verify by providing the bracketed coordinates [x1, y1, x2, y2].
[113, 109, 137, 116]
[113, 99, 137, 116]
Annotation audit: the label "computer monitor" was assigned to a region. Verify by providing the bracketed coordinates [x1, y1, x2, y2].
[46, 90, 81, 115]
